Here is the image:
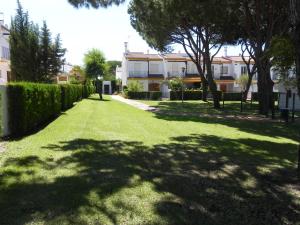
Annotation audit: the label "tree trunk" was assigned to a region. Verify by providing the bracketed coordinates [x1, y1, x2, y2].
[206, 67, 220, 108]
[202, 79, 208, 101]
[295, 22, 300, 96]
[243, 75, 254, 102]
[257, 63, 274, 116]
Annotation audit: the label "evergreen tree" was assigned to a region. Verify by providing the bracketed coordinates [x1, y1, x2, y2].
[10, 1, 66, 83]
[39, 21, 52, 82]
[50, 34, 66, 77]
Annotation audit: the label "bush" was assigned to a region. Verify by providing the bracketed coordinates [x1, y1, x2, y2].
[222, 92, 242, 101]
[7, 82, 61, 136]
[251, 92, 279, 102]
[7, 83, 95, 137]
[127, 91, 162, 100]
[127, 81, 143, 92]
[83, 84, 96, 98]
[60, 84, 83, 110]
[170, 90, 202, 100]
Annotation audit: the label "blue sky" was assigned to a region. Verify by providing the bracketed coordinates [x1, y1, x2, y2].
[0, 0, 240, 65]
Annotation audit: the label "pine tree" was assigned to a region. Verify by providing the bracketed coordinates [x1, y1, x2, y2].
[50, 34, 66, 77]
[10, 0, 40, 81]
[39, 21, 52, 82]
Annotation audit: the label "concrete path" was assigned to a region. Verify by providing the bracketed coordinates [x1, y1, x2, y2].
[111, 95, 157, 111]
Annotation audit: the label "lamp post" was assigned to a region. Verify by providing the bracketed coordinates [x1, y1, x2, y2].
[181, 67, 186, 103]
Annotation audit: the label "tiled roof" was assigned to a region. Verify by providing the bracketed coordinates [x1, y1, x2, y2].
[125, 52, 253, 64]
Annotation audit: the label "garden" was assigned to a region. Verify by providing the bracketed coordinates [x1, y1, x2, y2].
[0, 95, 299, 225]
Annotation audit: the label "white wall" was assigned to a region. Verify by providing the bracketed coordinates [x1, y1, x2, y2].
[0, 62, 9, 84]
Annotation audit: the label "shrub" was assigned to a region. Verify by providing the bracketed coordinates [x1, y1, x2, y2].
[251, 92, 278, 102]
[83, 84, 96, 98]
[170, 90, 202, 100]
[127, 91, 162, 100]
[60, 84, 84, 110]
[127, 81, 143, 92]
[7, 82, 61, 136]
[222, 92, 242, 101]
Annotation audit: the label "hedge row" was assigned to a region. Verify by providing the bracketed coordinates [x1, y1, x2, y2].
[222, 92, 243, 101]
[252, 92, 279, 101]
[170, 91, 202, 100]
[7, 82, 95, 136]
[127, 91, 162, 100]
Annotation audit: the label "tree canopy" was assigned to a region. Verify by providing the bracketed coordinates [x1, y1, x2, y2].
[10, 1, 66, 82]
[128, 0, 237, 108]
[68, 0, 125, 8]
[84, 49, 106, 79]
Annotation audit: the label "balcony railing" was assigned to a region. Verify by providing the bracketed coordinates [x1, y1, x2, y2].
[128, 71, 148, 78]
[167, 72, 184, 77]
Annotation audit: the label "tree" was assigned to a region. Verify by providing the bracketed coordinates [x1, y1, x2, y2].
[68, 0, 125, 8]
[50, 34, 66, 78]
[10, 0, 40, 81]
[39, 21, 52, 81]
[236, 74, 250, 98]
[233, 0, 290, 115]
[240, 42, 257, 101]
[104, 60, 121, 80]
[10, 1, 66, 83]
[84, 49, 106, 79]
[128, 0, 236, 108]
[289, 0, 300, 95]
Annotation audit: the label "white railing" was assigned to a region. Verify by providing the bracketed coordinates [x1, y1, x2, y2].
[128, 71, 148, 77]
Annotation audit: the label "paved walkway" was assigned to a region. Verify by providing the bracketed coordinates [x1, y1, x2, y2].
[111, 95, 157, 111]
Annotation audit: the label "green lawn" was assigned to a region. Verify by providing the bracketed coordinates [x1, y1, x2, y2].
[0, 95, 299, 225]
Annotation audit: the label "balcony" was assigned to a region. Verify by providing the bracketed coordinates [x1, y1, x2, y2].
[167, 72, 184, 78]
[128, 71, 148, 78]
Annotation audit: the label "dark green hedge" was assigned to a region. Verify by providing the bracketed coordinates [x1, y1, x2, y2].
[251, 92, 279, 102]
[7, 82, 95, 136]
[127, 91, 162, 100]
[170, 91, 202, 100]
[7, 82, 61, 136]
[222, 92, 242, 101]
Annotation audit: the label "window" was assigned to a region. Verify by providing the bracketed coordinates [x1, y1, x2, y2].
[1, 47, 10, 60]
[134, 62, 142, 72]
[241, 66, 247, 75]
[149, 63, 159, 74]
[171, 63, 178, 73]
[221, 65, 228, 75]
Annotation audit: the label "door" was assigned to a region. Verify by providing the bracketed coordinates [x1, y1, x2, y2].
[220, 84, 227, 92]
[148, 83, 160, 91]
[104, 85, 110, 94]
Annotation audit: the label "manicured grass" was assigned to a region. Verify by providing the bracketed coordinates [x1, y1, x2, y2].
[0, 95, 299, 225]
[140, 99, 300, 118]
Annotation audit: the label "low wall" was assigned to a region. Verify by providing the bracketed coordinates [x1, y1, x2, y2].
[0, 85, 9, 137]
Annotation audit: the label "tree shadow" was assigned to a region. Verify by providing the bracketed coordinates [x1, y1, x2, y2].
[0, 135, 299, 224]
[150, 101, 300, 142]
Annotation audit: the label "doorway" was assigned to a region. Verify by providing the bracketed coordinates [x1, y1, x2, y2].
[220, 84, 227, 92]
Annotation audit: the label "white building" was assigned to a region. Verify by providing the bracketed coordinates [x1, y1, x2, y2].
[120, 51, 259, 94]
[0, 19, 10, 84]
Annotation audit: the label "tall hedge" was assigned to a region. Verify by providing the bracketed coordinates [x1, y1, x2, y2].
[7, 82, 61, 136]
[60, 84, 83, 110]
[7, 82, 95, 136]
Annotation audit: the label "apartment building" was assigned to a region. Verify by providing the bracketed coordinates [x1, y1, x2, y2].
[121, 51, 259, 94]
[0, 18, 10, 84]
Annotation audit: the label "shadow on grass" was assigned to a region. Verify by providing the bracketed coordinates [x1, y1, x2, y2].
[0, 135, 299, 224]
[150, 101, 300, 143]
